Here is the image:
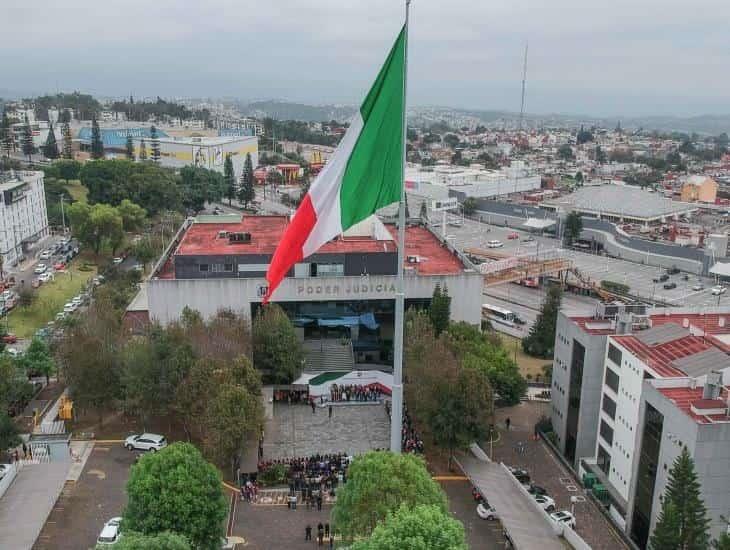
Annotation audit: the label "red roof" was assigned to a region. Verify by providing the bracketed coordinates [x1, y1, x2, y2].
[163, 217, 464, 278]
[612, 334, 712, 378]
[658, 386, 730, 424]
[651, 313, 730, 352]
[570, 316, 617, 335]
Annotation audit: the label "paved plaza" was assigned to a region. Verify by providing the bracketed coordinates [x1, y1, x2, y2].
[262, 402, 391, 460]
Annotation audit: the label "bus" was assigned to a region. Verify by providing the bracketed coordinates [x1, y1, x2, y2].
[482, 303, 518, 327]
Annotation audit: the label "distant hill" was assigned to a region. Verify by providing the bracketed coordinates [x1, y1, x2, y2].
[237, 100, 356, 123]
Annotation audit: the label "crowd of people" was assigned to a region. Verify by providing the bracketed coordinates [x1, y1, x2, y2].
[385, 402, 424, 454]
[328, 383, 383, 403]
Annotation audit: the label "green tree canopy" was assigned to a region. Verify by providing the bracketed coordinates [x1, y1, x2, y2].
[117, 199, 147, 232]
[100, 531, 192, 550]
[1, 112, 14, 157]
[150, 125, 161, 163]
[650, 447, 711, 550]
[22, 114, 35, 161]
[0, 411, 21, 455]
[351, 504, 467, 550]
[179, 165, 225, 213]
[62, 120, 73, 159]
[125, 135, 134, 160]
[563, 211, 583, 245]
[237, 152, 255, 207]
[56, 159, 81, 182]
[124, 442, 227, 550]
[332, 451, 448, 540]
[18, 337, 55, 382]
[428, 283, 451, 336]
[223, 154, 235, 205]
[522, 285, 562, 359]
[557, 143, 573, 160]
[252, 304, 303, 383]
[44, 121, 59, 159]
[462, 197, 477, 216]
[91, 115, 105, 159]
[67, 202, 124, 254]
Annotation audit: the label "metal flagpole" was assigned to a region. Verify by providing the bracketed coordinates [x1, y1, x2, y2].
[390, 0, 410, 454]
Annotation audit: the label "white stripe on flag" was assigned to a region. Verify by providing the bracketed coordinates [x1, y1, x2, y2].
[302, 113, 365, 258]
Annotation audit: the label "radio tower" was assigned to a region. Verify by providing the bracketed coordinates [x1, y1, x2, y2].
[519, 42, 528, 131]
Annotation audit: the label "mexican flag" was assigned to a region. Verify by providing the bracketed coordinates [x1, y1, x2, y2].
[264, 26, 406, 302]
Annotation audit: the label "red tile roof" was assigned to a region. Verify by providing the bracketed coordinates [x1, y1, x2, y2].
[612, 334, 712, 378]
[658, 386, 730, 424]
[650, 313, 730, 352]
[161, 217, 464, 278]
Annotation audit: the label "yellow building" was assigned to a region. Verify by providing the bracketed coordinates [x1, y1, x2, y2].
[680, 175, 718, 203]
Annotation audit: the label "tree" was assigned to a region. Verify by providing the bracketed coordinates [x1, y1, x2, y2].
[715, 533, 730, 550]
[18, 337, 55, 383]
[61, 118, 73, 159]
[125, 135, 135, 160]
[150, 125, 161, 163]
[102, 531, 191, 550]
[575, 171, 584, 185]
[650, 447, 711, 550]
[56, 159, 81, 182]
[43, 121, 59, 159]
[428, 283, 451, 336]
[0, 412, 21, 455]
[179, 166, 225, 213]
[522, 284, 562, 358]
[576, 125, 594, 145]
[138, 139, 148, 161]
[117, 199, 147, 232]
[22, 114, 35, 162]
[563, 211, 583, 245]
[557, 143, 573, 161]
[67, 202, 124, 254]
[237, 152, 255, 207]
[252, 304, 303, 383]
[595, 145, 607, 164]
[223, 153, 235, 205]
[0, 111, 14, 157]
[462, 197, 477, 217]
[132, 237, 157, 270]
[351, 504, 467, 550]
[90, 115, 104, 159]
[332, 451, 448, 540]
[124, 442, 227, 550]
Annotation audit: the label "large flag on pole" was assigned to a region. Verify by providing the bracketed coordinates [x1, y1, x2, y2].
[264, 26, 406, 303]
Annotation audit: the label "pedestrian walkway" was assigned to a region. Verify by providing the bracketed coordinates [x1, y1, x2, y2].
[0, 461, 71, 550]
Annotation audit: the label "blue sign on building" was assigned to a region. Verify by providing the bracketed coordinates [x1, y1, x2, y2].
[77, 127, 169, 148]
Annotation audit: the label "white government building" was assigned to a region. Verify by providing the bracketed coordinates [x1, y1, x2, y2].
[0, 171, 49, 268]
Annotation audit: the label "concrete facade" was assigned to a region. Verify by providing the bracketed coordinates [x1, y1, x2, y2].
[0, 171, 49, 268]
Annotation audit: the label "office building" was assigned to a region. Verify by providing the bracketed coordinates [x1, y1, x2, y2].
[0, 171, 49, 268]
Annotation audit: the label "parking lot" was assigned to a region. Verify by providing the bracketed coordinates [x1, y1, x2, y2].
[442, 217, 727, 308]
[33, 443, 134, 550]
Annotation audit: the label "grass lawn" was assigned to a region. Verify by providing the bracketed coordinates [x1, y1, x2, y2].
[7, 262, 97, 339]
[498, 333, 552, 381]
[65, 180, 88, 204]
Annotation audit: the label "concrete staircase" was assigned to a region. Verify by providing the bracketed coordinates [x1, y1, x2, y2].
[303, 339, 354, 373]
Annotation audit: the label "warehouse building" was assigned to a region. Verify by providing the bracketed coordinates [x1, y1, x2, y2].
[135, 214, 482, 371]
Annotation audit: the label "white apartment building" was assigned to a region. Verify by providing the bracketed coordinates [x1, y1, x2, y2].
[0, 171, 49, 268]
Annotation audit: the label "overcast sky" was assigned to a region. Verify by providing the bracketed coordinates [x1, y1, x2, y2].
[2, 0, 728, 117]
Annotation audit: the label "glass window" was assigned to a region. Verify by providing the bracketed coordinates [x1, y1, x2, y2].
[600, 419, 614, 446]
[602, 393, 617, 420]
[607, 343, 622, 366]
[605, 367, 620, 393]
[198, 264, 209, 272]
[315, 264, 344, 277]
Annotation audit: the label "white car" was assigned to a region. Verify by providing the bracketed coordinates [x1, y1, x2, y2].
[71, 296, 83, 306]
[712, 285, 727, 296]
[692, 283, 705, 291]
[124, 433, 167, 452]
[487, 240, 504, 248]
[476, 502, 498, 520]
[33, 264, 47, 274]
[1, 290, 13, 301]
[0, 464, 11, 480]
[39, 250, 52, 260]
[97, 517, 123, 545]
[550, 510, 576, 529]
[5, 348, 20, 357]
[63, 302, 78, 314]
[38, 272, 53, 283]
[533, 494, 556, 512]
[112, 257, 123, 265]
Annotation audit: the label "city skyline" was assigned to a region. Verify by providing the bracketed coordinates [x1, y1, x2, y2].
[2, 0, 729, 118]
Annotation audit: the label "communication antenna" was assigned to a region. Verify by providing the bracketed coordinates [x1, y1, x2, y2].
[519, 42, 529, 131]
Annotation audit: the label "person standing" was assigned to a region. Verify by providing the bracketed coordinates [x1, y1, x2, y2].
[324, 523, 330, 538]
[505, 417, 511, 431]
[311, 399, 316, 414]
[305, 525, 312, 541]
[317, 494, 323, 511]
[328, 405, 333, 419]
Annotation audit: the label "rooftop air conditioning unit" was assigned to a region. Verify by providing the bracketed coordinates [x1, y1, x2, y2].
[229, 232, 252, 243]
[218, 231, 228, 238]
[407, 255, 420, 264]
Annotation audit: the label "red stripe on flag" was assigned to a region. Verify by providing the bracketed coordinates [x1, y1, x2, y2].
[264, 193, 318, 303]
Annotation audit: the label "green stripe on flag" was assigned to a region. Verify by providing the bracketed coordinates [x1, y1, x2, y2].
[339, 25, 405, 230]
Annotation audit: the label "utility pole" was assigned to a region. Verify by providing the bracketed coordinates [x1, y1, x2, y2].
[519, 42, 528, 132]
[59, 194, 67, 234]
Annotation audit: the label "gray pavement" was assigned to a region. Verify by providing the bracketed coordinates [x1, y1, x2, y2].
[0, 462, 71, 550]
[262, 403, 390, 460]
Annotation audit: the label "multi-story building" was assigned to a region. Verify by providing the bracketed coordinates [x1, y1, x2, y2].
[134, 214, 482, 370]
[0, 171, 49, 268]
[551, 307, 730, 548]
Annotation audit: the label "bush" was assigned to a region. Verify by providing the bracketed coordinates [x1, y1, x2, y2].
[258, 463, 288, 486]
[600, 280, 630, 294]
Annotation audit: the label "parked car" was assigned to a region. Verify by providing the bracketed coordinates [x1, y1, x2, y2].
[663, 282, 677, 290]
[507, 466, 531, 484]
[712, 285, 727, 296]
[1, 333, 17, 344]
[477, 502, 498, 520]
[0, 464, 11, 480]
[666, 266, 680, 275]
[71, 296, 83, 306]
[521, 235, 535, 242]
[63, 302, 78, 314]
[124, 433, 167, 452]
[53, 262, 66, 271]
[5, 348, 20, 357]
[533, 494, 556, 512]
[39, 250, 52, 260]
[507, 232, 519, 240]
[527, 483, 548, 496]
[38, 272, 53, 283]
[550, 510, 576, 529]
[653, 274, 669, 283]
[112, 257, 123, 265]
[97, 517, 123, 545]
[487, 240, 504, 248]
[513, 315, 526, 326]
[33, 264, 47, 274]
[56, 312, 67, 322]
[692, 282, 705, 291]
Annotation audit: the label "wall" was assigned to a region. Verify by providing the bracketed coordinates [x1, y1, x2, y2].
[0, 462, 18, 499]
[148, 271, 483, 326]
[0, 172, 50, 267]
